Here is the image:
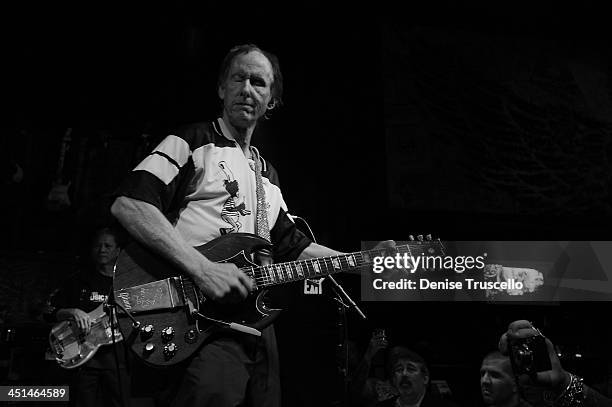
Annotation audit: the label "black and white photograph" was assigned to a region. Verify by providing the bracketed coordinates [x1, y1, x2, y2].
[2, 2, 612, 406]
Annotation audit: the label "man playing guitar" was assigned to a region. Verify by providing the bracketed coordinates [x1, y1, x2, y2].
[45, 227, 130, 407]
[111, 44, 392, 407]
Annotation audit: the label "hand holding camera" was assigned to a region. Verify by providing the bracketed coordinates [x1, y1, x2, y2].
[498, 320, 570, 392]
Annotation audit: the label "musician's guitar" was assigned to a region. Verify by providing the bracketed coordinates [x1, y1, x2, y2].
[113, 233, 443, 367]
[46, 127, 73, 211]
[48, 304, 123, 369]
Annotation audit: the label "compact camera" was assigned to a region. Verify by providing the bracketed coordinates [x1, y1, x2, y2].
[508, 330, 552, 378]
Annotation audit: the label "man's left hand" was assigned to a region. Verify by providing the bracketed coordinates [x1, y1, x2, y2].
[373, 240, 396, 252]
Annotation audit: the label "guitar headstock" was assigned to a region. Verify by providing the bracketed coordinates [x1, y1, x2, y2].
[406, 234, 446, 257]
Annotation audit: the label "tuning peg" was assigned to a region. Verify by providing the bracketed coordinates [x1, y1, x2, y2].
[426, 234, 432, 241]
[417, 235, 424, 241]
[409, 235, 415, 241]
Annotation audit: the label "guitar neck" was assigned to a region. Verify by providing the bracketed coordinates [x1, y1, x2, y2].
[246, 241, 443, 288]
[54, 127, 73, 183]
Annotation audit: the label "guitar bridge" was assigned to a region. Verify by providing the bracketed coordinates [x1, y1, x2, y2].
[115, 277, 185, 314]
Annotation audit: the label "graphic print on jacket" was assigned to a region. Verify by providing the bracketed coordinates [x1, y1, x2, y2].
[218, 160, 251, 234]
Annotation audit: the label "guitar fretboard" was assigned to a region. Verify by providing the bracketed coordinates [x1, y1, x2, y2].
[242, 241, 443, 288]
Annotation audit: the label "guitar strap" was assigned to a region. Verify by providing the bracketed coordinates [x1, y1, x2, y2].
[251, 147, 273, 266]
[251, 147, 271, 242]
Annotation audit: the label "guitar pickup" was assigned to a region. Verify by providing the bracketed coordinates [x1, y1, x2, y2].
[115, 277, 184, 314]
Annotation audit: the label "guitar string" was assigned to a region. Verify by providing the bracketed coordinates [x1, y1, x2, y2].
[120, 242, 439, 294]
[180, 242, 441, 290]
[248, 245, 400, 285]
[57, 318, 118, 346]
[245, 242, 440, 287]
[248, 244, 411, 286]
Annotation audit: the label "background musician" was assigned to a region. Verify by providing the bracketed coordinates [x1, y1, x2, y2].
[45, 227, 130, 407]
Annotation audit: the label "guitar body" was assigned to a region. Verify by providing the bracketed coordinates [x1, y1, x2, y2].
[49, 304, 123, 369]
[113, 233, 279, 367]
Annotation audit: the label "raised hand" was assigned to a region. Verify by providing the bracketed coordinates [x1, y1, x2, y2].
[498, 319, 570, 391]
[373, 240, 397, 255]
[364, 330, 389, 361]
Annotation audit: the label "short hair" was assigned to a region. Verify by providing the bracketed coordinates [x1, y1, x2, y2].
[91, 227, 120, 248]
[481, 351, 513, 374]
[217, 44, 284, 108]
[482, 351, 508, 363]
[386, 346, 429, 377]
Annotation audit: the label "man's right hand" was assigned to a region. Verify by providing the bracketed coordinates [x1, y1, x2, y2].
[110, 197, 254, 303]
[68, 309, 91, 334]
[193, 261, 254, 303]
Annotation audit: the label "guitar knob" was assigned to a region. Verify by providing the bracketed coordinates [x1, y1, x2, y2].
[163, 343, 178, 359]
[140, 324, 155, 340]
[184, 329, 198, 344]
[161, 327, 175, 342]
[143, 342, 155, 356]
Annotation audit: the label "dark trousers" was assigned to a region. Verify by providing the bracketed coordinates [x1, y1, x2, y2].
[168, 326, 280, 407]
[73, 366, 131, 407]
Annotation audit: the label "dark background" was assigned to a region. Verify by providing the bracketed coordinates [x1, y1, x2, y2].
[2, 2, 612, 406]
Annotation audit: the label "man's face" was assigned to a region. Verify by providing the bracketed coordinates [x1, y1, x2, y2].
[91, 234, 119, 267]
[390, 359, 429, 401]
[218, 50, 274, 129]
[480, 357, 516, 406]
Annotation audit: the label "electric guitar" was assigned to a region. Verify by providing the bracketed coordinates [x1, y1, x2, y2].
[113, 233, 444, 367]
[46, 127, 73, 211]
[48, 304, 123, 369]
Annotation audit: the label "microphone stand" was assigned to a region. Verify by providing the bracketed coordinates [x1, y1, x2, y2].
[289, 215, 367, 320]
[104, 258, 137, 407]
[326, 275, 364, 407]
[327, 275, 366, 320]
[289, 214, 366, 407]
[104, 286, 127, 407]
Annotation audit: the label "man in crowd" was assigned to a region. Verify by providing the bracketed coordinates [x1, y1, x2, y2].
[377, 346, 456, 407]
[480, 351, 526, 407]
[349, 337, 456, 407]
